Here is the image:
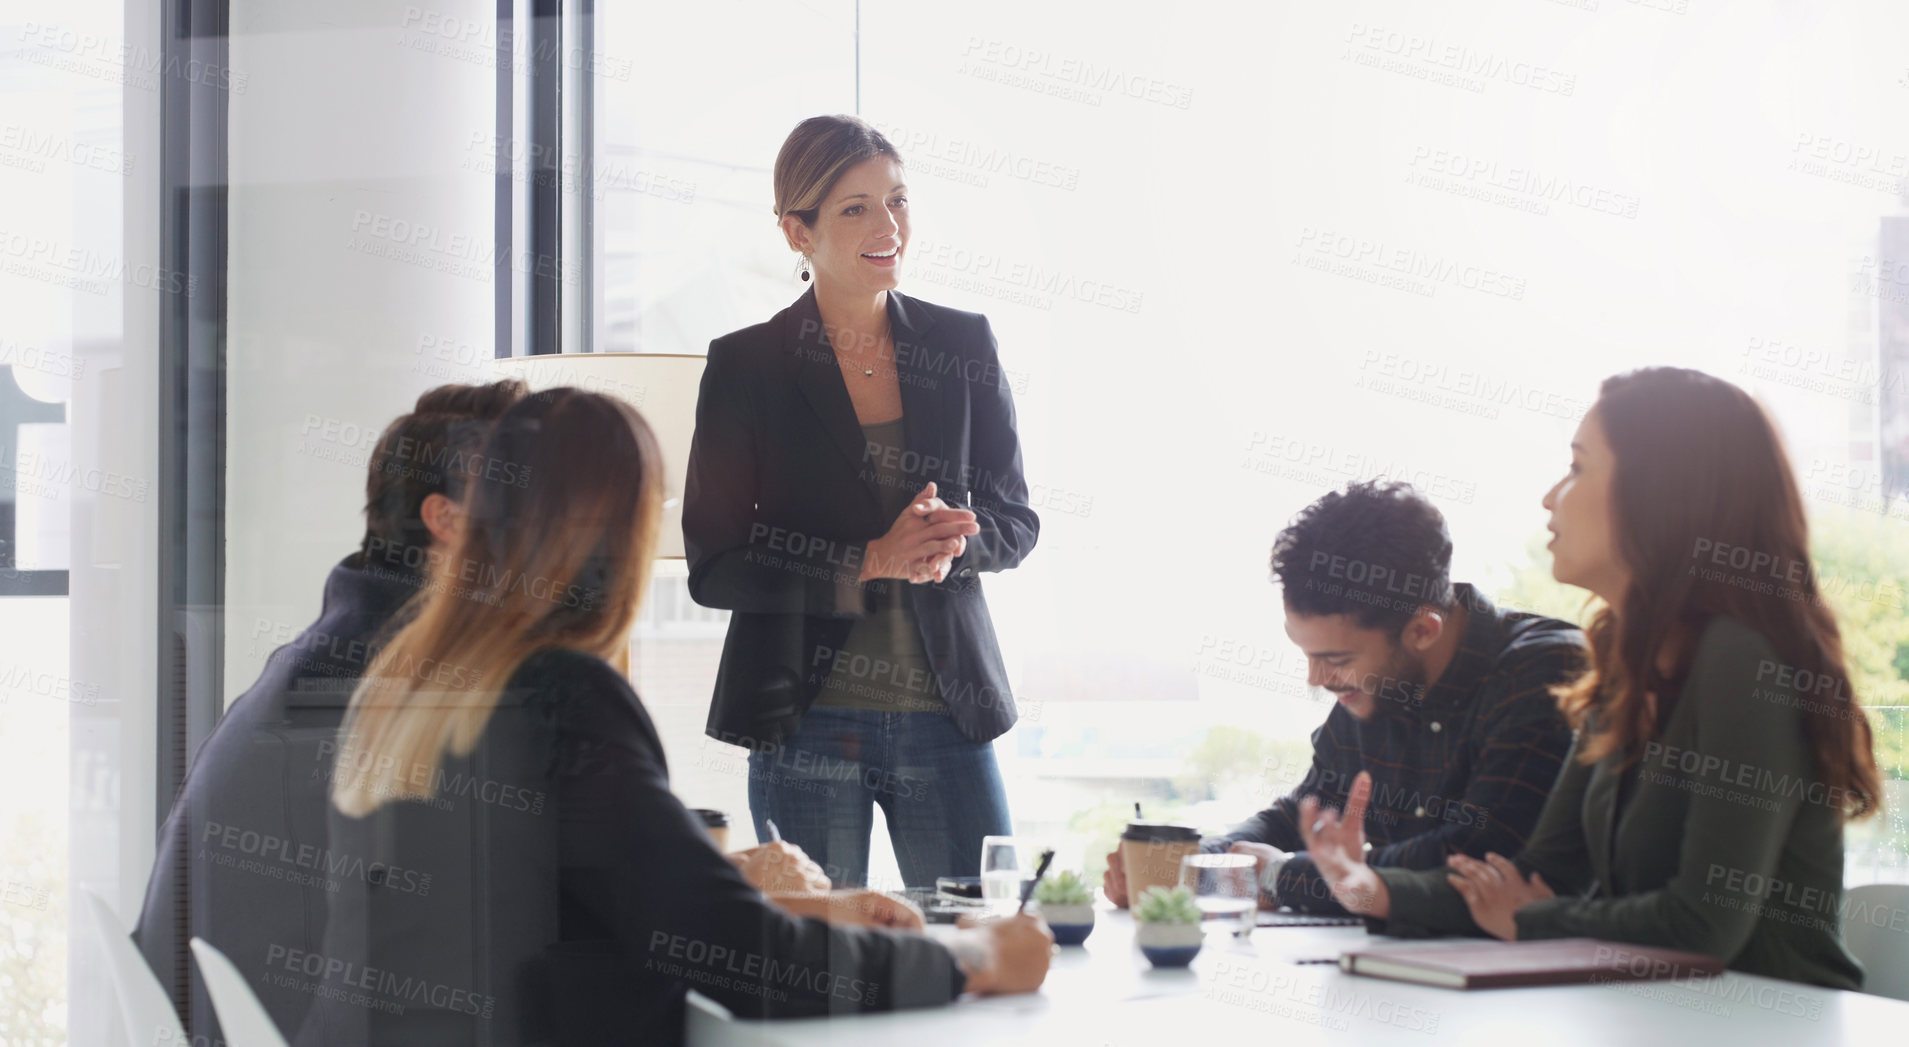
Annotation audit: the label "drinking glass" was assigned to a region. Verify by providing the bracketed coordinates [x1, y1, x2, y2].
[979, 835, 1029, 916]
[1180, 853, 1257, 937]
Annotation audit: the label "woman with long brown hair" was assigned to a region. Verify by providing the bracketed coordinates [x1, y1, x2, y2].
[295, 389, 1049, 1047]
[1297, 367, 1881, 989]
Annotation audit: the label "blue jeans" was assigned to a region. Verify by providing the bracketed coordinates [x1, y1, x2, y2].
[746, 708, 1013, 889]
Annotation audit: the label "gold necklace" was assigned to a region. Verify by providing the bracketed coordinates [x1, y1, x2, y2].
[832, 327, 886, 378]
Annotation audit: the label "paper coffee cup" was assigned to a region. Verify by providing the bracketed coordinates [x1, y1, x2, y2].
[1119, 821, 1201, 905]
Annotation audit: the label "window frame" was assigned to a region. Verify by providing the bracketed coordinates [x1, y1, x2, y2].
[155, 0, 231, 828]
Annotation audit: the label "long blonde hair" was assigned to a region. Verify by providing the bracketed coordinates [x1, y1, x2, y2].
[331, 388, 664, 817]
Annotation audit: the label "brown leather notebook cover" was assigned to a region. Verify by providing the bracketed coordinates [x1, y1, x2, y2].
[1340, 938, 1725, 989]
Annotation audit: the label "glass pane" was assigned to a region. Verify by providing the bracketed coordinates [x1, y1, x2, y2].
[593, 0, 857, 354]
[0, 597, 69, 1044]
[591, 0, 859, 867]
[851, 0, 1909, 879]
[1, 0, 123, 1038]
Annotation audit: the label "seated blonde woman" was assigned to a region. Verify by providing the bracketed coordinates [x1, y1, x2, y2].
[294, 388, 1049, 1047]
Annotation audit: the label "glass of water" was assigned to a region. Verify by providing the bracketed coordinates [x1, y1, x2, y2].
[979, 836, 1030, 916]
[1180, 853, 1257, 937]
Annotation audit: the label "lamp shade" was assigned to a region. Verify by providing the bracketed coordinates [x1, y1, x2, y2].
[493, 353, 706, 559]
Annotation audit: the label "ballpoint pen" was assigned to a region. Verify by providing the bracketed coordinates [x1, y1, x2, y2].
[1017, 849, 1056, 914]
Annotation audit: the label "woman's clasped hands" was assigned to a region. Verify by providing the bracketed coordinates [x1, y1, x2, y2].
[1444, 852, 1554, 941]
[861, 481, 979, 585]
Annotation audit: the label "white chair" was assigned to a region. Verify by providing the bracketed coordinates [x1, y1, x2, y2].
[685, 990, 750, 1045]
[79, 887, 189, 1047]
[191, 938, 291, 1047]
[1842, 883, 1909, 1002]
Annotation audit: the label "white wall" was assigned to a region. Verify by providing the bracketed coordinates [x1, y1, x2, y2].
[224, 0, 497, 697]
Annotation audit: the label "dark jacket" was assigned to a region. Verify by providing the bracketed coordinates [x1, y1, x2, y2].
[1210, 587, 1584, 912]
[291, 647, 966, 1047]
[1376, 615, 1865, 990]
[684, 288, 1038, 748]
[134, 552, 425, 1042]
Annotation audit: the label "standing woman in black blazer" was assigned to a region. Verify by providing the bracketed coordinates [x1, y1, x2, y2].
[685, 115, 1038, 888]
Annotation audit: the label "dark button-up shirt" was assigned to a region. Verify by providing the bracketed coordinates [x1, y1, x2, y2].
[1209, 585, 1585, 913]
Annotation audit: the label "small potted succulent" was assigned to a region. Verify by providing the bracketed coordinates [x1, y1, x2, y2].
[1132, 885, 1203, 968]
[1032, 870, 1095, 945]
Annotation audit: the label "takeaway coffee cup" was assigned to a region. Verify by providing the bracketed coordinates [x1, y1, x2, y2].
[1119, 822, 1201, 905]
[692, 809, 730, 852]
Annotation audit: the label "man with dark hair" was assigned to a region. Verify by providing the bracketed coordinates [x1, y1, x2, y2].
[411, 376, 529, 418]
[1106, 480, 1584, 914]
[132, 382, 527, 1045]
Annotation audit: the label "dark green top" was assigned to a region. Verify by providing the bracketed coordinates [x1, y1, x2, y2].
[811, 417, 947, 714]
[1376, 615, 1864, 990]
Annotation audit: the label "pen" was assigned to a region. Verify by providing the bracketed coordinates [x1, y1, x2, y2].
[1017, 848, 1056, 914]
[765, 819, 782, 843]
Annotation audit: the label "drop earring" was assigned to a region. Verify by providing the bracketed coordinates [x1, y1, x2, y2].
[798, 255, 812, 282]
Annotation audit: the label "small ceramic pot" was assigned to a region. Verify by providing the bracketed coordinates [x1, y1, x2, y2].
[1134, 920, 1203, 968]
[1037, 903, 1095, 946]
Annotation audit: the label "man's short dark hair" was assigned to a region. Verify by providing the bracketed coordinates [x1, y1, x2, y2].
[1270, 480, 1454, 635]
[360, 380, 528, 564]
[412, 377, 528, 417]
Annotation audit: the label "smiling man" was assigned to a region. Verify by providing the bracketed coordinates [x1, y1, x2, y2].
[1106, 480, 1585, 914]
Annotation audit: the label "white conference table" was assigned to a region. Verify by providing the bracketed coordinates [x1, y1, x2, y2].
[688, 909, 1909, 1046]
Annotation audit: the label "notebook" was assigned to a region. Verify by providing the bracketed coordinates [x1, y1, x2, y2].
[1340, 937, 1725, 989]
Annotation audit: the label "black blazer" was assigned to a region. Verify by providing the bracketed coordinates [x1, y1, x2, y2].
[291, 648, 965, 1047]
[685, 288, 1038, 748]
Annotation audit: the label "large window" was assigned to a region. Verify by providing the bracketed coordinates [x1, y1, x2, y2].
[588, 0, 1909, 885]
[1, 0, 128, 1041]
